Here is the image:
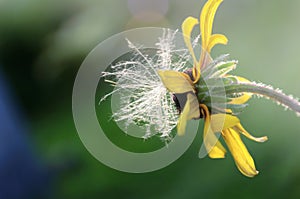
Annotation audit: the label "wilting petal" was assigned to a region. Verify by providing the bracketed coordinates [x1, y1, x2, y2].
[182, 16, 199, 65]
[234, 123, 268, 143]
[157, 70, 194, 93]
[222, 128, 259, 177]
[177, 93, 200, 135]
[210, 114, 240, 132]
[200, 104, 226, 158]
[200, 0, 224, 52]
[204, 123, 227, 158]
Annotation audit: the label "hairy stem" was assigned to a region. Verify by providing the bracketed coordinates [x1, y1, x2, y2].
[223, 82, 300, 115]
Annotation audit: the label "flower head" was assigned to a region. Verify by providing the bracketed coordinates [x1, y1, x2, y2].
[158, 0, 268, 177]
[101, 0, 300, 177]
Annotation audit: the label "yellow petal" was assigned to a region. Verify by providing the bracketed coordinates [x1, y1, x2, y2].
[234, 123, 268, 143]
[229, 93, 252, 105]
[236, 76, 250, 83]
[177, 110, 188, 136]
[222, 128, 259, 177]
[229, 76, 252, 104]
[157, 70, 194, 93]
[177, 93, 200, 135]
[200, 104, 226, 158]
[208, 141, 226, 158]
[182, 16, 199, 65]
[207, 34, 228, 53]
[192, 67, 199, 82]
[204, 120, 227, 158]
[181, 17, 201, 83]
[200, 0, 223, 52]
[198, 0, 226, 73]
[210, 114, 240, 132]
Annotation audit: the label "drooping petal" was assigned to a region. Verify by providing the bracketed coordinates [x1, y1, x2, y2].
[204, 124, 227, 158]
[157, 70, 194, 93]
[177, 106, 189, 136]
[234, 123, 268, 143]
[177, 93, 200, 135]
[222, 128, 259, 177]
[210, 114, 240, 132]
[182, 16, 199, 65]
[200, 104, 226, 158]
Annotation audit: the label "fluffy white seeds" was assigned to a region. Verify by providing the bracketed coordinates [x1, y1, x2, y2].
[101, 29, 191, 139]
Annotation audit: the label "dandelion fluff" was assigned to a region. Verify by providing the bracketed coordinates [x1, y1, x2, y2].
[101, 29, 191, 139]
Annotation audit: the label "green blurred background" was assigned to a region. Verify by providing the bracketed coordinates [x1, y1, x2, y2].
[1, 0, 300, 198]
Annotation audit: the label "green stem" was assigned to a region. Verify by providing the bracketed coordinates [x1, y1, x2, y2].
[222, 82, 300, 115]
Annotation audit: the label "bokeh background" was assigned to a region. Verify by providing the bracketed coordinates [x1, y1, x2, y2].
[1, 0, 300, 198]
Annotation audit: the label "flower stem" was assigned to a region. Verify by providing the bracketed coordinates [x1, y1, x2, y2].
[223, 82, 300, 115]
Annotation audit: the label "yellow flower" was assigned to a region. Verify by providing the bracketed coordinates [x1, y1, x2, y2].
[200, 104, 268, 177]
[158, 0, 268, 177]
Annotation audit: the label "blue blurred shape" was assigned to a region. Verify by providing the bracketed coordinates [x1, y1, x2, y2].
[0, 69, 49, 199]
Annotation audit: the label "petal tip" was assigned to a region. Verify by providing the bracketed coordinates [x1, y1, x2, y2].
[260, 136, 268, 142]
[208, 153, 226, 159]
